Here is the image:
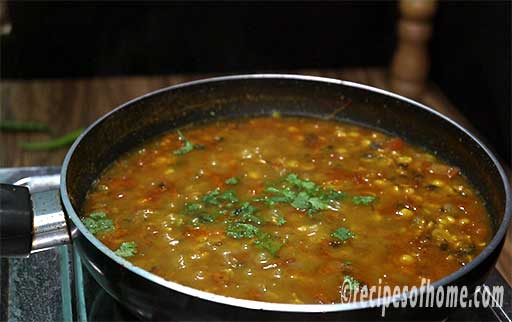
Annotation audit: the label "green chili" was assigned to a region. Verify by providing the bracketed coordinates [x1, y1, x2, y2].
[0, 120, 50, 132]
[20, 128, 84, 151]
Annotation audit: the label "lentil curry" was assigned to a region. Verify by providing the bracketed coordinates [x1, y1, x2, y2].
[82, 116, 491, 304]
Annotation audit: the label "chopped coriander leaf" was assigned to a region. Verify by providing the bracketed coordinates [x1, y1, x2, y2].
[343, 275, 360, 291]
[202, 189, 221, 205]
[264, 174, 346, 216]
[225, 177, 239, 185]
[291, 191, 311, 209]
[225, 222, 283, 256]
[82, 212, 114, 234]
[174, 130, 194, 155]
[183, 203, 202, 214]
[199, 213, 219, 223]
[331, 227, 355, 241]
[290, 191, 327, 215]
[254, 232, 283, 257]
[264, 187, 295, 204]
[253, 196, 285, 205]
[282, 189, 297, 200]
[266, 195, 291, 204]
[183, 201, 223, 225]
[275, 214, 287, 226]
[266, 187, 296, 201]
[352, 195, 377, 205]
[203, 189, 239, 206]
[174, 130, 205, 155]
[265, 187, 281, 194]
[231, 202, 263, 224]
[324, 190, 347, 200]
[285, 173, 319, 192]
[225, 222, 260, 239]
[182, 188, 243, 226]
[342, 260, 352, 265]
[308, 197, 328, 210]
[115, 241, 137, 257]
[218, 190, 239, 204]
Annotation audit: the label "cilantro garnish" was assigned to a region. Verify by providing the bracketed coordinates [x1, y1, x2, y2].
[225, 177, 239, 185]
[184, 201, 225, 226]
[181, 188, 242, 227]
[82, 212, 114, 234]
[254, 232, 283, 257]
[225, 222, 260, 239]
[324, 190, 347, 200]
[331, 227, 355, 241]
[262, 173, 345, 216]
[342, 260, 352, 265]
[254, 195, 290, 205]
[115, 241, 137, 257]
[202, 189, 239, 206]
[286, 173, 319, 192]
[352, 195, 377, 205]
[177, 173, 355, 257]
[231, 202, 263, 224]
[265, 186, 296, 199]
[184, 203, 202, 214]
[291, 191, 312, 209]
[174, 130, 205, 155]
[202, 189, 221, 205]
[218, 190, 239, 204]
[225, 221, 283, 256]
[274, 214, 287, 226]
[261, 187, 295, 205]
[308, 196, 328, 210]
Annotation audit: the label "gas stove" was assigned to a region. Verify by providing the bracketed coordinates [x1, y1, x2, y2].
[1, 167, 511, 322]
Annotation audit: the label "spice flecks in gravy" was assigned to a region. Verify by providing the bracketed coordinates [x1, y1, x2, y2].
[82, 117, 491, 304]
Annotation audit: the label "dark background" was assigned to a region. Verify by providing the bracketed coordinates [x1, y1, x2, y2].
[1, 1, 510, 164]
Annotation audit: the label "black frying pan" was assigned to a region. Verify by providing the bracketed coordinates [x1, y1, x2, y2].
[1, 75, 510, 321]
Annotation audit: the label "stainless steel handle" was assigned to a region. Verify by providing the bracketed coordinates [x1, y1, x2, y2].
[14, 174, 71, 254]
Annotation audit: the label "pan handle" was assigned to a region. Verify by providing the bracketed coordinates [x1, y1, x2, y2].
[0, 174, 70, 257]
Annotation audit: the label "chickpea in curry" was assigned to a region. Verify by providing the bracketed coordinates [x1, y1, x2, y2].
[82, 116, 492, 304]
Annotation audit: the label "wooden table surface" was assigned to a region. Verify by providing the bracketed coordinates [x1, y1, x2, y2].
[1, 68, 510, 285]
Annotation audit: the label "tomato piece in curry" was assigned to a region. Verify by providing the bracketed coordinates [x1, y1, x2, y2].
[82, 116, 492, 304]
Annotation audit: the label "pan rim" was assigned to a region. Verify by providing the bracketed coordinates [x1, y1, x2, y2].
[61, 73, 512, 313]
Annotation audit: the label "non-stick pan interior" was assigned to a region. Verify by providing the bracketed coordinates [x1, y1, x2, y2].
[65, 76, 507, 230]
